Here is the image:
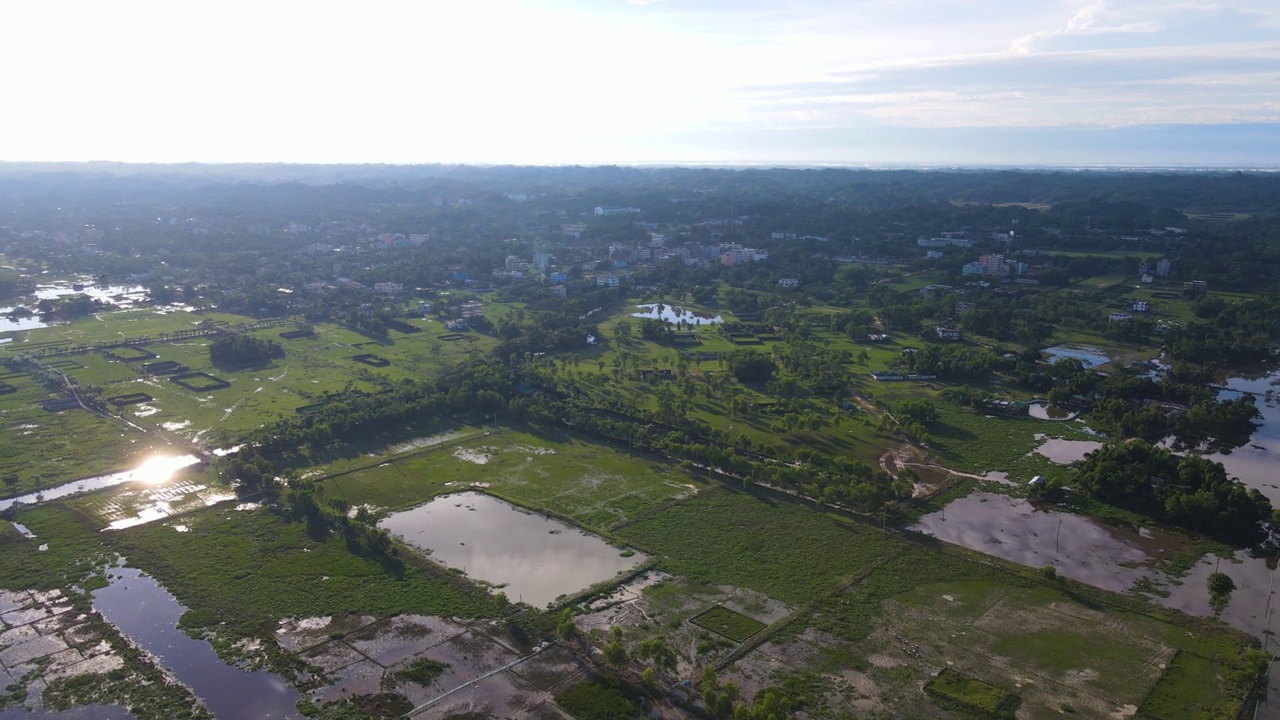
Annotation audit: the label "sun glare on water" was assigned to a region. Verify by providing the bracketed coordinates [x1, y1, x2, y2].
[130, 455, 200, 485]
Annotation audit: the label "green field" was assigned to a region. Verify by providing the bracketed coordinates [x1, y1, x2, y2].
[689, 605, 766, 642]
[618, 487, 903, 606]
[323, 426, 705, 531]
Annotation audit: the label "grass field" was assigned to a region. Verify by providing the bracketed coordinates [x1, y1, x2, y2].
[323, 426, 706, 531]
[690, 605, 766, 642]
[617, 487, 903, 607]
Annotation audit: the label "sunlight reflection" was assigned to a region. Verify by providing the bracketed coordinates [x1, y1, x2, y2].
[130, 455, 200, 485]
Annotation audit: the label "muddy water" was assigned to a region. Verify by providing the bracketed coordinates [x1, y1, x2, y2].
[912, 492, 1152, 591]
[379, 492, 647, 608]
[92, 566, 300, 719]
[0, 455, 201, 512]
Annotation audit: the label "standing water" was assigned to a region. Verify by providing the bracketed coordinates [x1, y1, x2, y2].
[92, 566, 301, 719]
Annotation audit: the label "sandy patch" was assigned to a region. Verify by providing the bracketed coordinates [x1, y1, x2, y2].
[454, 448, 491, 465]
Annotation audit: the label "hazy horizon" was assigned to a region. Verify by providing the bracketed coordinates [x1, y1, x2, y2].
[4, 1, 1278, 167]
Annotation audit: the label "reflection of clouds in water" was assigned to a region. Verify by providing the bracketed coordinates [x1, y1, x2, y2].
[913, 492, 1150, 592]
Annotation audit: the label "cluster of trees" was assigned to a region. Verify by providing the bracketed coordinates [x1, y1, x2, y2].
[1165, 296, 1280, 365]
[724, 350, 777, 383]
[1073, 440, 1274, 545]
[208, 334, 284, 367]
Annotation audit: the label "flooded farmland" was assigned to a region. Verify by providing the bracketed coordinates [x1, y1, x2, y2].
[379, 492, 647, 607]
[0, 455, 201, 513]
[92, 566, 301, 719]
[631, 303, 723, 325]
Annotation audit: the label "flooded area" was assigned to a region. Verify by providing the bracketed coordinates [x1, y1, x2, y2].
[0, 455, 201, 513]
[1032, 435, 1104, 464]
[1043, 344, 1111, 368]
[1209, 371, 1280, 504]
[92, 565, 301, 719]
[0, 316, 50, 333]
[631, 303, 723, 325]
[379, 491, 647, 607]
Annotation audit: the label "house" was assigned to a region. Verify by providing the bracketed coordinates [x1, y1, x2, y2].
[935, 326, 963, 341]
[550, 271, 568, 284]
[1131, 300, 1150, 312]
[373, 282, 403, 295]
[594, 206, 641, 216]
[596, 275, 620, 287]
[1109, 312, 1133, 323]
[778, 277, 800, 289]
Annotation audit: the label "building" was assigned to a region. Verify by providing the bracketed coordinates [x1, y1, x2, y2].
[551, 284, 567, 298]
[926, 250, 944, 259]
[549, 271, 568, 284]
[1109, 312, 1133, 322]
[1132, 300, 1151, 312]
[935, 326, 963, 341]
[460, 301, 485, 319]
[961, 261, 986, 276]
[596, 275, 620, 287]
[373, 282, 403, 295]
[778, 278, 800, 289]
[1156, 259, 1172, 277]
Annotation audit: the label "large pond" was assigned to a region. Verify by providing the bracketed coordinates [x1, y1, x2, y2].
[0, 455, 201, 512]
[379, 492, 647, 607]
[1043, 344, 1110, 368]
[92, 565, 301, 719]
[631, 303, 723, 325]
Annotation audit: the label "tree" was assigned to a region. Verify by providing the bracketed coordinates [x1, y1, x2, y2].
[1208, 572, 1236, 616]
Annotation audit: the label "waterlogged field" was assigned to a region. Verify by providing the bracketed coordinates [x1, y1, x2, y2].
[0, 309, 496, 482]
[325, 427, 705, 530]
[717, 543, 1258, 720]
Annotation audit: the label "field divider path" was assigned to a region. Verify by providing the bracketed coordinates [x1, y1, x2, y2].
[712, 546, 907, 672]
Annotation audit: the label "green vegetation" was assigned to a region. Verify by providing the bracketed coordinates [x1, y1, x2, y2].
[619, 487, 902, 606]
[555, 675, 643, 720]
[689, 605, 766, 642]
[925, 669, 1018, 719]
[393, 658, 451, 685]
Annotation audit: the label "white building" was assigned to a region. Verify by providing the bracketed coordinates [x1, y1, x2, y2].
[373, 282, 403, 295]
[778, 278, 800, 289]
[1156, 259, 1172, 277]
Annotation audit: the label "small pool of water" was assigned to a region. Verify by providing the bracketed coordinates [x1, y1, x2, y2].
[1033, 435, 1103, 464]
[92, 565, 301, 719]
[1208, 371, 1280, 504]
[1027, 403, 1075, 420]
[0, 455, 201, 512]
[1043, 344, 1110, 368]
[631, 303, 722, 325]
[379, 491, 647, 607]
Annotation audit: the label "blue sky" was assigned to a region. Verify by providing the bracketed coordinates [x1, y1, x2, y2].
[2, 0, 1277, 166]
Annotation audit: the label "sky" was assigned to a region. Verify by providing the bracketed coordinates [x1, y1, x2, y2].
[2, 0, 1278, 167]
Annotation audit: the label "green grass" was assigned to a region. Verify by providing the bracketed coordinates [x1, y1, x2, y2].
[925, 668, 1018, 718]
[555, 675, 643, 720]
[689, 605, 767, 642]
[618, 487, 903, 606]
[325, 427, 703, 530]
[105, 505, 498, 635]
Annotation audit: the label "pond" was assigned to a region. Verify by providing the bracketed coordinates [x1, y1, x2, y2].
[0, 316, 49, 332]
[1027, 403, 1076, 420]
[379, 492, 647, 607]
[92, 565, 301, 719]
[0, 455, 201, 512]
[1043, 344, 1110, 368]
[631, 303, 723, 325]
[1032, 435, 1103, 464]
